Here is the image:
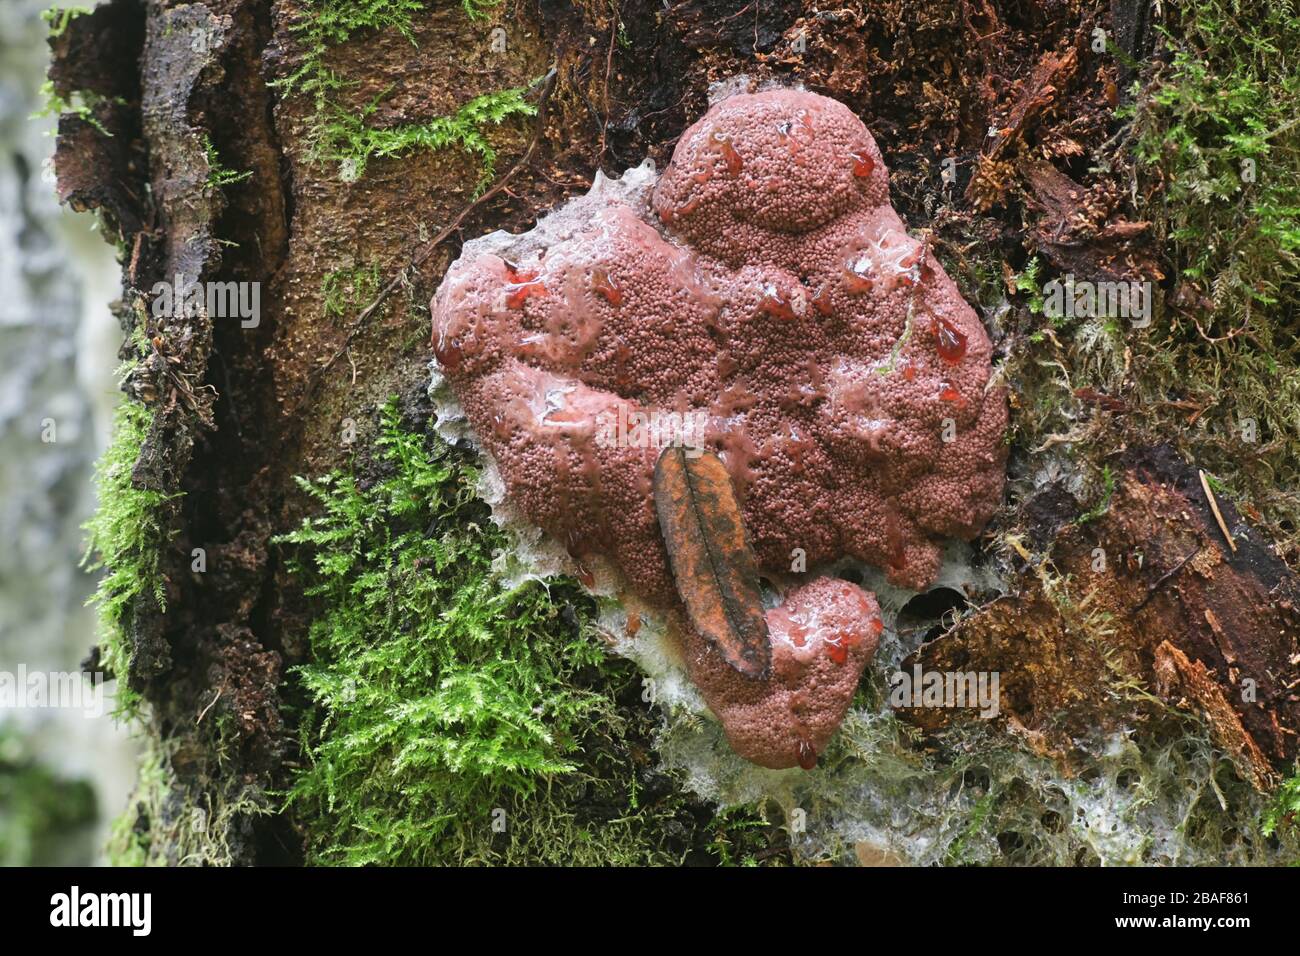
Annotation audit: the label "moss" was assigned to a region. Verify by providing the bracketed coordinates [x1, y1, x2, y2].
[30, 80, 114, 137]
[270, 0, 426, 116]
[203, 135, 253, 191]
[979, 0, 1300, 565]
[41, 5, 92, 38]
[1263, 773, 1300, 848]
[277, 399, 776, 864]
[1076, 465, 1116, 525]
[81, 397, 175, 716]
[321, 261, 383, 320]
[1127, 0, 1300, 554]
[459, 0, 501, 20]
[665, 682, 1292, 865]
[0, 724, 98, 866]
[105, 735, 165, 867]
[107, 728, 273, 867]
[33, 8, 115, 136]
[319, 85, 535, 191]
[1134, 2, 1300, 326]
[943, 792, 995, 865]
[271, 0, 523, 188]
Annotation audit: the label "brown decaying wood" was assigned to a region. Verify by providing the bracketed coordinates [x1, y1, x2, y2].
[899, 446, 1300, 789]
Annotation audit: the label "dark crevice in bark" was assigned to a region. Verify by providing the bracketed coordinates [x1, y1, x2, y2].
[162, 0, 296, 863]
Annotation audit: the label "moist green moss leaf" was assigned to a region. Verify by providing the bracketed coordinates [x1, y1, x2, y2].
[277, 399, 778, 865]
[81, 396, 176, 717]
[271, 0, 523, 189]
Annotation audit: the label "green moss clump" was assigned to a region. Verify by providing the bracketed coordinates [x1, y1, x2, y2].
[81, 397, 173, 714]
[270, 0, 426, 116]
[0, 724, 98, 866]
[1135, 1, 1300, 328]
[1008, 256, 1045, 317]
[320, 86, 535, 191]
[1263, 773, 1300, 848]
[278, 399, 775, 865]
[321, 261, 383, 320]
[108, 725, 274, 867]
[40, 5, 92, 37]
[271, 0, 520, 189]
[1128, 0, 1300, 551]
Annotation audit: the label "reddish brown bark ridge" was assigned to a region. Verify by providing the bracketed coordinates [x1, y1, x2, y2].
[431, 88, 1007, 767]
[899, 446, 1300, 789]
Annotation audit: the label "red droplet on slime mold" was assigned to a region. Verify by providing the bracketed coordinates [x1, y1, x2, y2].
[826, 623, 866, 665]
[758, 283, 797, 320]
[504, 268, 547, 309]
[850, 150, 875, 178]
[811, 283, 834, 316]
[433, 336, 464, 371]
[777, 109, 817, 163]
[567, 548, 596, 588]
[592, 268, 622, 306]
[843, 257, 875, 294]
[796, 737, 818, 770]
[490, 412, 513, 441]
[933, 315, 968, 365]
[896, 245, 935, 288]
[712, 132, 744, 176]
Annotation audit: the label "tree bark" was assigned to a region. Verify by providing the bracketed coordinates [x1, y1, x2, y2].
[50, 0, 1300, 864]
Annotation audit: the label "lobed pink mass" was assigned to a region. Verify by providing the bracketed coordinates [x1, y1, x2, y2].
[431, 88, 1006, 769]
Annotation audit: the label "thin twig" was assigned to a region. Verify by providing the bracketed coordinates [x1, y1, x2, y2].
[196, 686, 222, 724]
[1199, 468, 1237, 553]
[1130, 545, 1200, 615]
[598, 12, 618, 164]
[1193, 313, 1252, 345]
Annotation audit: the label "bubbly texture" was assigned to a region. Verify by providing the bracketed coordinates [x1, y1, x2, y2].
[431, 88, 1006, 769]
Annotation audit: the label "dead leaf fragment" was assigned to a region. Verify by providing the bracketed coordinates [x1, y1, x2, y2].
[653, 446, 771, 679]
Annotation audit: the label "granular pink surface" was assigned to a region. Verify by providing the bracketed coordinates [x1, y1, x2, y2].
[679, 577, 883, 769]
[431, 88, 1006, 768]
